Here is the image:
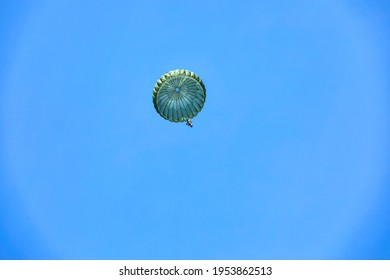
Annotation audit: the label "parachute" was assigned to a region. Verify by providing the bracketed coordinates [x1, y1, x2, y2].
[152, 69, 206, 126]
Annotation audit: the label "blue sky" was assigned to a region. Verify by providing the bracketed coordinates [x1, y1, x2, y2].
[0, 0, 389, 259]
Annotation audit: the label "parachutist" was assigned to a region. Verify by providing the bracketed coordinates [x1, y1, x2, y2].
[186, 119, 193, 128]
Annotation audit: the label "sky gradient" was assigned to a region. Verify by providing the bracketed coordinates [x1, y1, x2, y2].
[1, 0, 389, 259]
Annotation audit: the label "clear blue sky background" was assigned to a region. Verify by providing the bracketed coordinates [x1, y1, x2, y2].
[1, 0, 389, 259]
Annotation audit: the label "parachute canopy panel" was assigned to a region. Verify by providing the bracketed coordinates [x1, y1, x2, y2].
[153, 69, 206, 122]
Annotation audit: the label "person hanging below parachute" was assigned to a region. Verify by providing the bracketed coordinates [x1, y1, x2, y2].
[186, 118, 193, 128]
[152, 69, 206, 128]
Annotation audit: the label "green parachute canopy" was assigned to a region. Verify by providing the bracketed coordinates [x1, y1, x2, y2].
[153, 69, 206, 123]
